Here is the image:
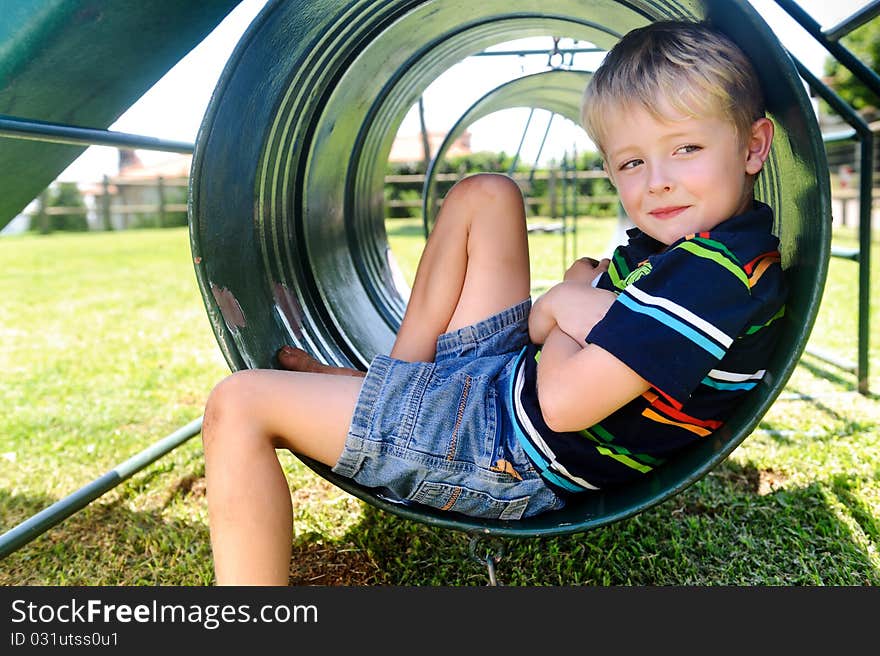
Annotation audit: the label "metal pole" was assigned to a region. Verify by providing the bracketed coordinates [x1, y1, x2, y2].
[824, 1, 880, 42]
[572, 144, 578, 259]
[0, 115, 194, 154]
[472, 47, 602, 57]
[508, 108, 535, 176]
[0, 417, 203, 560]
[856, 135, 873, 394]
[775, 0, 880, 97]
[796, 61, 872, 394]
[561, 154, 569, 274]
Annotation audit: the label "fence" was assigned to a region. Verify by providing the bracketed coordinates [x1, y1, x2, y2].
[28, 175, 189, 232]
[27, 167, 620, 232]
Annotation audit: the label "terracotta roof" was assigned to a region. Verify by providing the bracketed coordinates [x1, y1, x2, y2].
[388, 130, 471, 163]
[115, 153, 192, 181]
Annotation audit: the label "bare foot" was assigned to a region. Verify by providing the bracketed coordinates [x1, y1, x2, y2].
[276, 346, 365, 378]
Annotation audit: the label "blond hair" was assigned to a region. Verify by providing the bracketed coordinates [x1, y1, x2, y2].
[581, 21, 765, 154]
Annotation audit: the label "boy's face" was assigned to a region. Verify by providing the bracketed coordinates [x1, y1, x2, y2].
[602, 101, 772, 245]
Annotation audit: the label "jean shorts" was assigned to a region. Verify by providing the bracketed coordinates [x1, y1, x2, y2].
[332, 299, 565, 521]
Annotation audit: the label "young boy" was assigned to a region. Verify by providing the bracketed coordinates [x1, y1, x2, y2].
[202, 20, 787, 584]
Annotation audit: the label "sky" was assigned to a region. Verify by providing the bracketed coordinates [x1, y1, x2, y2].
[55, 0, 874, 184]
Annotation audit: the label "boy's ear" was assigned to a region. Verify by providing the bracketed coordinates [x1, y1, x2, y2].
[744, 117, 774, 175]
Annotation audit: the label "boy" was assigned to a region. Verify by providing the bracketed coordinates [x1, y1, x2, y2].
[202, 20, 786, 584]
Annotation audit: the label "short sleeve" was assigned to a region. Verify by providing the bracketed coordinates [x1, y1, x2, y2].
[586, 242, 756, 405]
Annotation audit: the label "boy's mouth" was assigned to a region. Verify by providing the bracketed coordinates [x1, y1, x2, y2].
[648, 206, 689, 220]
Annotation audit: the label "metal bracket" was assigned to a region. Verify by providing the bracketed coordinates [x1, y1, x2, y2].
[468, 536, 506, 586]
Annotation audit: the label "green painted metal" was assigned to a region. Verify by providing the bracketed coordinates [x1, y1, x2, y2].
[0, 418, 203, 559]
[0, 0, 242, 230]
[189, 0, 831, 537]
[824, 1, 880, 42]
[797, 61, 872, 395]
[421, 69, 592, 233]
[0, 115, 194, 153]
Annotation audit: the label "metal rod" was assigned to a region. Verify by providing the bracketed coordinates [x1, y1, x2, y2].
[824, 0, 880, 42]
[823, 128, 857, 144]
[775, 0, 880, 97]
[0, 417, 203, 560]
[508, 108, 535, 175]
[803, 347, 858, 374]
[0, 115, 195, 153]
[831, 246, 860, 261]
[855, 135, 873, 394]
[528, 112, 554, 186]
[561, 154, 569, 273]
[796, 60, 872, 395]
[572, 143, 578, 259]
[473, 47, 602, 57]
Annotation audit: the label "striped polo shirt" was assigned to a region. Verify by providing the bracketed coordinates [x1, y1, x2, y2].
[510, 201, 788, 495]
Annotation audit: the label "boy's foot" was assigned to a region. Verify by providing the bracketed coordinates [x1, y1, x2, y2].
[276, 345, 365, 378]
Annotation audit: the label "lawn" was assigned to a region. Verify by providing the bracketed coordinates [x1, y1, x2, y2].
[0, 216, 878, 585]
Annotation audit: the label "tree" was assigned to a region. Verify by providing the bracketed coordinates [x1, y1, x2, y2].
[823, 18, 880, 117]
[29, 182, 88, 233]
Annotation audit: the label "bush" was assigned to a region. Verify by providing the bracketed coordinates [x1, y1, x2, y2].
[29, 182, 88, 233]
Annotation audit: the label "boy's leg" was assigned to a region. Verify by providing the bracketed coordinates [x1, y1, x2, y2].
[202, 368, 363, 585]
[390, 173, 530, 361]
[277, 173, 530, 370]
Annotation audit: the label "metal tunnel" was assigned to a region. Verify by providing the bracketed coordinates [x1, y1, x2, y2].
[189, 0, 831, 536]
[421, 69, 593, 232]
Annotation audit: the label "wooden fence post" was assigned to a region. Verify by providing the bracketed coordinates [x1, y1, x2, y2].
[36, 189, 49, 234]
[157, 176, 166, 228]
[101, 175, 113, 231]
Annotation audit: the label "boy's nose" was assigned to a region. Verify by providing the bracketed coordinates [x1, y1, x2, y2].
[647, 167, 672, 194]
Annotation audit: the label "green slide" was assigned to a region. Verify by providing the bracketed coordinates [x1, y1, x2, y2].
[0, 0, 242, 230]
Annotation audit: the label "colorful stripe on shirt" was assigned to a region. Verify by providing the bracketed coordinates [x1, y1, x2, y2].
[641, 390, 723, 435]
[701, 368, 766, 391]
[743, 251, 782, 288]
[580, 423, 664, 474]
[606, 250, 631, 290]
[744, 305, 785, 336]
[617, 284, 734, 359]
[676, 236, 749, 289]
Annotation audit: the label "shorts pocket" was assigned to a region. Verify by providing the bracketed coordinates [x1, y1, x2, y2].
[410, 371, 495, 461]
[410, 480, 529, 521]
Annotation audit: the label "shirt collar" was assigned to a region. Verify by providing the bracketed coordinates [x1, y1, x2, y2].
[623, 200, 774, 255]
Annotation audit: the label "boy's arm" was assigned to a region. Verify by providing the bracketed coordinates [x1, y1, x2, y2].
[528, 281, 617, 345]
[529, 255, 648, 432]
[537, 329, 650, 432]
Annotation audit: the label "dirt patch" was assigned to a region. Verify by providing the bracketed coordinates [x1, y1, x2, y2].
[757, 469, 787, 496]
[288, 542, 385, 586]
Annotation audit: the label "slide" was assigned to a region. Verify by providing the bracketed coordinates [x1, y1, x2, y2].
[0, 0, 242, 229]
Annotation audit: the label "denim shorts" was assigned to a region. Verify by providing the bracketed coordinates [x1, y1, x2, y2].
[332, 299, 565, 521]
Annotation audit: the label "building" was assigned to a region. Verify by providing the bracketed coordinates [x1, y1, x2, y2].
[387, 130, 472, 164]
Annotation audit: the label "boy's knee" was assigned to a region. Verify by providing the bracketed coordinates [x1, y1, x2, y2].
[443, 173, 523, 214]
[202, 370, 258, 447]
[447, 172, 523, 208]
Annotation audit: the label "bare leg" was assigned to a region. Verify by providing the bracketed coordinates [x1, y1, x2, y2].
[390, 173, 530, 361]
[276, 173, 530, 369]
[202, 369, 363, 585]
[207, 174, 530, 584]
[276, 345, 365, 377]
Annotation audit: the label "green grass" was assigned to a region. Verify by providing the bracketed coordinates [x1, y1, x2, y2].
[0, 217, 878, 586]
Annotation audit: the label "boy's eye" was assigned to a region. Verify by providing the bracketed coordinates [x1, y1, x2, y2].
[676, 144, 701, 154]
[619, 158, 643, 170]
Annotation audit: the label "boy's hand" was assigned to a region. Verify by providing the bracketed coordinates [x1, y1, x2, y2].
[551, 283, 616, 342]
[564, 256, 610, 283]
[529, 281, 616, 345]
